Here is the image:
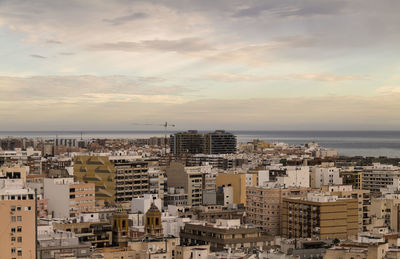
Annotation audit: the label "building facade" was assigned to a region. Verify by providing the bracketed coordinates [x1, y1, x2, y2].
[281, 193, 359, 240]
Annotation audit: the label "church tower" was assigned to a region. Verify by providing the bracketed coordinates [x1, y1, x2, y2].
[145, 202, 163, 237]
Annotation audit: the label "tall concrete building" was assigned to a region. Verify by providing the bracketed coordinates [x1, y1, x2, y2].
[204, 130, 237, 154]
[73, 156, 116, 205]
[0, 179, 36, 259]
[109, 157, 150, 203]
[170, 130, 204, 155]
[281, 193, 359, 240]
[170, 130, 237, 155]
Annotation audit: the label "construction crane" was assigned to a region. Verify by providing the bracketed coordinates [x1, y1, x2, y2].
[132, 121, 175, 155]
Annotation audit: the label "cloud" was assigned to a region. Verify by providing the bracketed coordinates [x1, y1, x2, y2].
[208, 72, 366, 82]
[46, 39, 62, 44]
[376, 86, 400, 95]
[0, 75, 193, 102]
[59, 52, 75, 55]
[30, 54, 47, 59]
[292, 74, 366, 81]
[233, 1, 347, 18]
[103, 12, 149, 25]
[88, 38, 213, 53]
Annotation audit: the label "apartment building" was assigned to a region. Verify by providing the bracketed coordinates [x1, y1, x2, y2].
[246, 185, 311, 235]
[148, 166, 166, 200]
[170, 130, 205, 155]
[266, 165, 310, 188]
[73, 156, 116, 205]
[44, 177, 95, 218]
[166, 162, 203, 206]
[180, 219, 273, 252]
[321, 185, 371, 232]
[216, 173, 247, 205]
[281, 193, 359, 240]
[109, 157, 150, 203]
[362, 163, 400, 193]
[170, 130, 237, 155]
[310, 167, 342, 189]
[340, 170, 363, 189]
[53, 221, 113, 248]
[203, 130, 237, 154]
[0, 163, 28, 184]
[370, 194, 400, 232]
[0, 180, 36, 259]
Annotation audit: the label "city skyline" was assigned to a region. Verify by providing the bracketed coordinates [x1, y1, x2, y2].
[1, 0, 400, 130]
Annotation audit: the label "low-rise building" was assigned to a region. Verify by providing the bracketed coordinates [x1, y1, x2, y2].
[180, 219, 273, 252]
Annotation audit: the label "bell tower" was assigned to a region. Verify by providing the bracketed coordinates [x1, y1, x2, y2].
[145, 202, 163, 237]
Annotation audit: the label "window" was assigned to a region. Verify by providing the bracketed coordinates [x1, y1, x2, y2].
[17, 216, 22, 222]
[11, 248, 16, 254]
[17, 226, 22, 232]
[17, 248, 22, 256]
[17, 206, 21, 211]
[11, 216, 16, 222]
[11, 227, 16, 233]
[11, 237, 16, 242]
[17, 237, 22, 243]
[11, 206, 16, 212]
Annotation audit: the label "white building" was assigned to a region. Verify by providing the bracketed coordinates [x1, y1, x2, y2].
[310, 167, 342, 189]
[130, 194, 162, 214]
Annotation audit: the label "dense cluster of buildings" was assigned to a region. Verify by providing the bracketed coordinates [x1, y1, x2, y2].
[1, 131, 400, 258]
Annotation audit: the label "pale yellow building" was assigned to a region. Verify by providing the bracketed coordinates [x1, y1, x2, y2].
[216, 173, 247, 205]
[0, 180, 36, 259]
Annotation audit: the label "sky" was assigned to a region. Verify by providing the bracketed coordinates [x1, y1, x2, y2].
[0, 0, 400, 131]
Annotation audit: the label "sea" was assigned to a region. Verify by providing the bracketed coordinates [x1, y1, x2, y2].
[0, 130, 400, 158]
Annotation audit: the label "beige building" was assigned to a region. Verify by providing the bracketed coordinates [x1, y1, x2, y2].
[180, 219, 273, 252]
[370, 194, 400, 232]
[216, 173, 247, 205]
[129, 236, 180, 259]
[92, 247, 137, 259]
[0, 163, 28, 184]
[74, 156, 116, 205]
[281, 192, 359, 240]
[0, 180, 36, 259]
[175, 245, 210, 259]
[166, 162, 203, 206]
[321, 185, 371, 232]
[246, 185, 311, 235]
[324, 242, 389, 259]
